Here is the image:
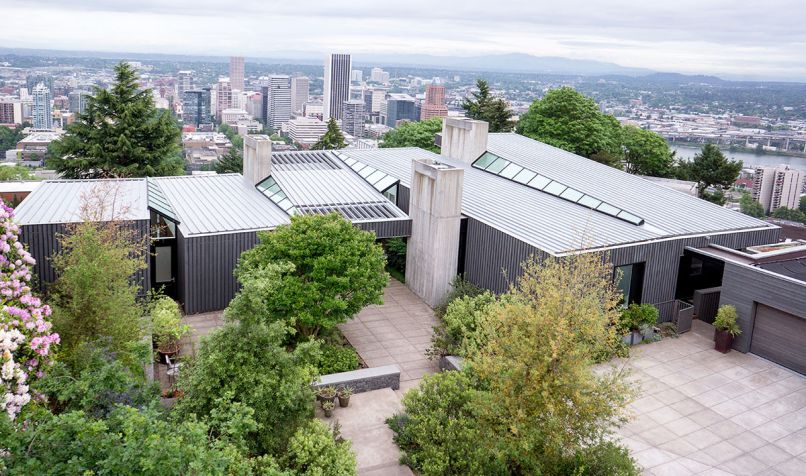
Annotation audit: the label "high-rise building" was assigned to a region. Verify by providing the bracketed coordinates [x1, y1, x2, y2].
[342, 100, 365, 138]
[266, 75, 292, 130]
[752, 166, 805, 214]
[420, 84, 448, 120]
[26, 74, 53, 95]
[215, 80, 232, 122]
[229, 57, 245, 91]
[380, 93, 417, 127]
[351, 69, 363, 83]
[182, 88, 212, 126]
[68, 90, 92, 115]
[323, 53, 352, 121]
[177, 70, 194, 96]
[32, 83, 52, 130]
[370, 67, 388, 83]
[290, 77, 309, 113]
[286, 117, 328, 147]
[0, 98, 23, 125]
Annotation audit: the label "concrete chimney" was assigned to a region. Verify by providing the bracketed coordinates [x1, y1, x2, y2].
[440, 117, 488, 164]
[243, 134, 272, 186]
[405, 158, 464, 307]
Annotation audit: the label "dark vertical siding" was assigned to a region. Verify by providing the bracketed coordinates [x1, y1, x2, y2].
[397, 185, 410, 215]
[176, 228, 188, 309]
[355, 219, 411, 239]
[719, 261, 806, 353]
[181, 230, 261, 315]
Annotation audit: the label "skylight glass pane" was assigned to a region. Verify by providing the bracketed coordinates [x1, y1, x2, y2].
[265, 183, 280, 195]
[543, 181, 567, 196]
[512, 169, 536, 184]
[597, 202, 621, 216]
[499, 163, 523, 179]
[560, 188, 584, 202]
[358, 167, 375, 178]
[578, 195, 602, 209]
[375, 176, 398, 192]
[276, 198, 294, 211]
[350, 162, 366, 172]
[474, 152, 499, 169]
[272, 190, 287, 201]
[618, 210, 643, 225]
[343, 158, 357, 166]
[366, 170, 387, 184]
[485, 158, 509, 174]
[527, 174, 551, 190]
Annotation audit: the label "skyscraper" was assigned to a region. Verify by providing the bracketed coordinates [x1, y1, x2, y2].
[229, 57, 245, 91]
[351, 69, 363, 83]
[290, 76, 309, 113]
[68, 90, 91, 115]
[342, 100, 365, 138]
[380, 93, 417, 127]
[32, 83, 52, 130]
[177, 70, 194, 96]
[323, 54, 352, 121]
[752, 166, 805, 213]
[215, 79, 232, 122]
[26, 74, 53, 95]
[420, 84, 448, 120]
[182, 89, 212, 126]
[266, 75, 292, 130]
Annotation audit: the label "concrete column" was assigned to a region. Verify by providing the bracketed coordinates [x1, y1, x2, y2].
[243, 134, 272, 186]
[440, 117, 488, 164]
[405, 158, 464, 307]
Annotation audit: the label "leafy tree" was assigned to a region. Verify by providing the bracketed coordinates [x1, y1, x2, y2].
[676, 144, 742, 200]
[429, 291, 502, 358]
[0, 123, 30, 155]
[48, 62, 183, 178]
[0, 165, 39, 181]
[219, 123, 244, 149]
[621, 125, 675, 177]
[214, 147, 243, 174]
[283, 420, 357, 476]
[799, 196, 806, 215]
[233, 213, 388, 339]
[310, 118, 346, 150]
[461, 79, 514, 132]
[771, 206, 806, 223]
[517, 87, 622, 162]
[380, 118, 443, 152]
[739, 192, 765, 218]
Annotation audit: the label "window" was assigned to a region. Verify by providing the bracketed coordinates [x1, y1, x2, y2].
[614, 262, 645, 305]
[150, 211, 176, 239]
[474, 152, 499, 169]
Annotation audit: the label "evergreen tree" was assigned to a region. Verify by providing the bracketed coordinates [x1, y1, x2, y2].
[676, 144, 742, 200]
[214, 147, 243, 174]
[310, 118, 346, 150]
[49, 62, 183, 178]
[461, 79, 514, 132]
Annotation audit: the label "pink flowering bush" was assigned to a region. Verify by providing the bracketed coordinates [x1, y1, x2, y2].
[0, 201, 58, 419]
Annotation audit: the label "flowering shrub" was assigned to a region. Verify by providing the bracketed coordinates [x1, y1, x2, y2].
[0, 201, 58, 419]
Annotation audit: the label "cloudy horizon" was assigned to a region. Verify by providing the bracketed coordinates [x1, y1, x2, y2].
[2, 0, 805, 81]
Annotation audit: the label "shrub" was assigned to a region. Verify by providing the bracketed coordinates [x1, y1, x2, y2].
[150, 296, 189, 351]
[317, 343, 360, 375]
[429, 291, 501, 358]
[382, 238, 407, 274]
[434, 276, 484, 318]
[714, 304, 741, 336]
[618, 303, 659, 333]
[283, 420, 356, 476]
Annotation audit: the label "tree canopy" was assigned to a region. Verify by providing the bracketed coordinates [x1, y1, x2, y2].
[771, 206, 806, 223]
[621, 125, 676, 177]
[48, 62, 183, 178]
[461, 79, 514, 132]
[310, 118, 346, 150]
[799, 196, 806, 215]
[676, 144, 742, 201]
[0, 123, 30, 155]
[380, 117, 443, 152]
[739, 192, 765, 218]
[214, 147, 243, 174]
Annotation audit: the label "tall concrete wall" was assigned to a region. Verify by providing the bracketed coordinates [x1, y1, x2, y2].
[405, 159, 464, 307]
[243, 134, 272, 186]
[440, 118, 488, 164]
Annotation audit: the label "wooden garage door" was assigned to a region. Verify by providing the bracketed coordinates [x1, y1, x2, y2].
[750, 304, 806, 375]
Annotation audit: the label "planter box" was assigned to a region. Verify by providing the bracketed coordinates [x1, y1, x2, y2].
[622, 331, 644, 346]
[714, 329, 734, 353]
[313, 364, 401, 393]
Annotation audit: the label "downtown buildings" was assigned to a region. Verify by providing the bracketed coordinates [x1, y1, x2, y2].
[752, 166, 805, 213]
[290, 76, 309, 114]
[323, 54, 351, 121]
[229, 56, 245, 91]
[261, 75, 292, 131]
[381, 93, 417, 127]
[420, 84, 448, 120]
[32, 83, 52, 130]
[342, 100, 365, 138]
[182, 89, 213, 127]
[215, 79, 232, 123]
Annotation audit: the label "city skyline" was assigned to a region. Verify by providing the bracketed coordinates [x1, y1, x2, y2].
[2, 1, 805, 81]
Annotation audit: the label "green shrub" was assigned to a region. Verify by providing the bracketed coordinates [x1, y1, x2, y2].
[150, 296, 189, 351]
[383, 237, 407, 273]
[434, 276, 484, 318]
[618, 303, 659, 333]
[283, 420, 356, 476]
[560, 441, 640, 476]
[317, 343, 360, 375]
[714, 304, 742, 336]
[430, 291, 501, 358]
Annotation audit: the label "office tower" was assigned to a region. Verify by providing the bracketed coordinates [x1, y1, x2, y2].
[342, 100, 365, 138]
[380, 93, 417, 127]
[290, 76, 309, 113]
[323, 53, 352, 121]
[370, 67, 386, 83]
[32, 83, 52, 130]
[0, 98, 22, 124]
[26, 74, 53, 95]
[215, 79, 232, 122]
[287, 117, 328, 147]
[182, 89, 212, 126]
[266, 75, 292, 130]
[752, 166, 805, 214]
[303, 101, 323, 119]
[176, 70, 194, 96]
[420, 84, 448, 120]
[351, 69, 363, 82]
[68, 90, 91, 115]
[229, 57, 245, 91]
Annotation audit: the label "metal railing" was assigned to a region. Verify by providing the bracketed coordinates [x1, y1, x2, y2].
[652, 299, 695, 333]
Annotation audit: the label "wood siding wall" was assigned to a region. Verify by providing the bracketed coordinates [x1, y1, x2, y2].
[397, 185, 410, 215]
[355, 219, 411, 239]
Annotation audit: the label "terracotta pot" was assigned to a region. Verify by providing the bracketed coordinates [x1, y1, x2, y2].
[338, 395, 350, 408]
[157, 342, 180, 364]
[323, 408, 333, 418]
[714, 329, 733, 353]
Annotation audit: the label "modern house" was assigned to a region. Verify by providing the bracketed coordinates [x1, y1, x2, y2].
[15, 119, 803, 372]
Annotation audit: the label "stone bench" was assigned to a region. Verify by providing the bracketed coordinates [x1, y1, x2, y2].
[312, 364, 401, 393]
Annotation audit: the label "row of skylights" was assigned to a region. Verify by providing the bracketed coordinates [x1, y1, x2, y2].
[256, 177, 297, 215]
[332, 151, 399, 194]
[473, 152, 644, 226]
[297, 202, 404, 221]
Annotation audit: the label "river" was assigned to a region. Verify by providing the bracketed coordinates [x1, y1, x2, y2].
[671, 145, 806, 172]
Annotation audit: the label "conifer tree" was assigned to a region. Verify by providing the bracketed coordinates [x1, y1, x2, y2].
[310, 118, 346, 150]
[49, 62, 183, 178]
[461, 79, 515, 132]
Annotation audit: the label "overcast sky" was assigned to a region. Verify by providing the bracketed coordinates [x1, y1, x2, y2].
[3, 0, 805, 80]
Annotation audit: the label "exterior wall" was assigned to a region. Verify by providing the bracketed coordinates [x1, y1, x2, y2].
[719, 261, 806, 352]
[355, 219, 411, 239]
[396, 185, 410, 214]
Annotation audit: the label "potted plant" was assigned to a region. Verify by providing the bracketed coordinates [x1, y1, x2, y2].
[322, 400, 335, 418]
[337, 386, 353, 408]
[619, 304, 659, 345]
[152, 296, 190, 363]
[713, 305, 741, 353]
[316, 386, 337, 404]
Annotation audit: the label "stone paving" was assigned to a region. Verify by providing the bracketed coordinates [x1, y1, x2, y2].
[615, 320, 806, 475]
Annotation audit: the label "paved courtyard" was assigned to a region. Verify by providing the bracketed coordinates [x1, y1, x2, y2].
[616, 321, 806, 475]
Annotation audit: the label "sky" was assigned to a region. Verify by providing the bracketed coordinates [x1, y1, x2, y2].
[2, 0, 805, 81]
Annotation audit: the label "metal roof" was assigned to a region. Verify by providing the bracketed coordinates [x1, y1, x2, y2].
[151, 174, 289, 236]
[341, 136, 775, 254]
[14, 179, 149, 225]
[146, 178, 179, 223]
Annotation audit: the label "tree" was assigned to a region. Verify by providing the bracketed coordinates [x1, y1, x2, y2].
[218, 123, 244, 149]
[48, 62, 183, 178]
[233, 213, 388, 339]
[461, 79, 514, 132]
[739, 192, 765, 218]
[310, 118, 346, 150]
[214, 147, 243, 174]
[0, 165, 39, 181]
[771, 206, 806, 223]
[799, 196, 806, 215]
[380, 118, 443, 153]
[283, 420, 357, 476]
[621, 125, 675, 177]
[676, 144, 742, 201]
[517, 87, 622, 162]
[0, 123, 30, 155]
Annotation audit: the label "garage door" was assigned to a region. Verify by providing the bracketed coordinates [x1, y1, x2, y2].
[750, 304, 806, 375]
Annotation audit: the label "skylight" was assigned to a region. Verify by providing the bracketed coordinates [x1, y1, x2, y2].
[472, 152, 645, 226]
[332, 151, 400, 194]
[256, 176, 297, 215]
